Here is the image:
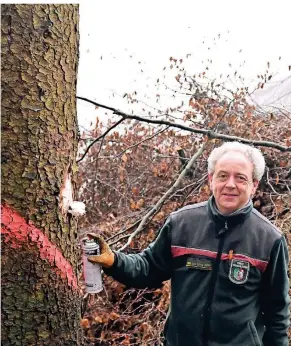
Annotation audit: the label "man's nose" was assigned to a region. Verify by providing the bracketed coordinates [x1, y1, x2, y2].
[225, 176, 236, 187]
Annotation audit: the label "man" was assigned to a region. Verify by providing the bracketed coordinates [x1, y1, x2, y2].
[88, 141, 290, 346]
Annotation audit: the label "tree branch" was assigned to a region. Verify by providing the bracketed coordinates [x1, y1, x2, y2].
[118, 142, 207, 251]
[106, 216, 144, 243]
[77, 117, 124, 163]
[77, 96, 291, 152]
[116, 126, 170, 158]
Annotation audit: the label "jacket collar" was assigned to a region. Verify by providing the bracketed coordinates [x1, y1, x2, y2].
[207, 195, 253, 226]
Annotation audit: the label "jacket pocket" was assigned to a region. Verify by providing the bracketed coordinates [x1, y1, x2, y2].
[247, 320, 261, 346]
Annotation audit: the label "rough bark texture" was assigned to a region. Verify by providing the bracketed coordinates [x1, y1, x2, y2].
[1, 4, 82, 345]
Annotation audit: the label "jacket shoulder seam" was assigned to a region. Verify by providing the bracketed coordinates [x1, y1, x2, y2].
[251, 209, 282, 236]
[170, 202, 207, 216]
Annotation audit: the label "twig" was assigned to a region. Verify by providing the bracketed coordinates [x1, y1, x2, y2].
[168, 173, 208, 200]
[77, 116, 124, 163]
[108, 206, 160, 247]
[266, 167, 280, 195]
[94, 135, 105, 167]
[106, 217, 143, 242]
[94, 176, 131, 202]
[77, 96, 291, 152]
[116, 126, 170, 157]
[212, 98, 234, 132]
[182, 181, 206, 206]
[112, 204, 177, 247]
[178, 174, 208, 207]
[109, 233, 133, 246]
[118, 142, 207, 251]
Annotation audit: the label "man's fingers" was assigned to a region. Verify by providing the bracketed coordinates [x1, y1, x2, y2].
[86, 233, 109, 253]
[85, 235, 114, 268]
[87, 233, 102, 241]
[87, 255, 102, 263]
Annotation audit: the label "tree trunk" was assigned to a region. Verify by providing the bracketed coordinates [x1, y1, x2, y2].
[1, 4, 82, 345]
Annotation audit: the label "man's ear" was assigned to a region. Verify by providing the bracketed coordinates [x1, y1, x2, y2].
[208, 174, 213, 191]
[251, 179, 259, 195]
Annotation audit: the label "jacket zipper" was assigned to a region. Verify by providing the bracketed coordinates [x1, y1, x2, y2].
[202, 221, 228, 346]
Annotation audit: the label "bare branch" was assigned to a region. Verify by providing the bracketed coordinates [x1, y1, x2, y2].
[77, 116, 124, 163]
[212, 99, 234, 132]
[107, 217, 143, 243]
[169, 173, 208, 201]
[77, 96, 291, 152]
[118, 142, 207, 251]
[116, 126, 170, 158]
[161, 82, 193, 96]
[94, 136, 105, 167]
[265, 167, 288, 197]
[94, 176, 131, 203]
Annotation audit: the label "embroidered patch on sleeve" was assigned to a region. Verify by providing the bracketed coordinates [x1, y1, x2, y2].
[229, 259, 250, 284]
[186, 258, 212, 270]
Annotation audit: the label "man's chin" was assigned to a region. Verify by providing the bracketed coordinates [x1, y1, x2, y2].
[218, 202, 238, 215]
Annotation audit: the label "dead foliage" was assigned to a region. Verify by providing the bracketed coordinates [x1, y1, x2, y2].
[77, 65, 291, 345]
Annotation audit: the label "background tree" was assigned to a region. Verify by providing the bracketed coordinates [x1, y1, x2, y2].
[1, 4, 82, 345]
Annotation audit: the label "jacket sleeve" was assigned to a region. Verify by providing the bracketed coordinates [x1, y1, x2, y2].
[103, 216, 173, 288]
[261, 235, 290, 346]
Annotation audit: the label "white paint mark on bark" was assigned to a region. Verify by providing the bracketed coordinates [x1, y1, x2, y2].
[68, 201, 86, 216]
[61, 173, 73, 213]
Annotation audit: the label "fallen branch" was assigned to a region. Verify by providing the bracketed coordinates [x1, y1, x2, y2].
[118, 142, 207, 251]
[77, 96, 291, 152]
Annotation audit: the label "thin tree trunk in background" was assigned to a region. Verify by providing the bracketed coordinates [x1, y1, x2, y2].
[1, 4, 82, 345]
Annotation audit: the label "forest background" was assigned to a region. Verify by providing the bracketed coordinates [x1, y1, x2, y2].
[76, 1, 291, 345]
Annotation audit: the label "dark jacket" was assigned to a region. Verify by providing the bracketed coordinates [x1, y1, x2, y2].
[104, 198, 290, 346]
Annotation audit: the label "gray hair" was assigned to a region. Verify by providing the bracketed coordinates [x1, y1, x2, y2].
[207, 141, 265, 181]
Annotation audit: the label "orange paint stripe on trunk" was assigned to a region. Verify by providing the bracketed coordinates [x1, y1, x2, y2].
[1, 204, 78, 289]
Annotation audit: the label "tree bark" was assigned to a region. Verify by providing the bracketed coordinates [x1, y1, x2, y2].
[1, 4, 82, 345]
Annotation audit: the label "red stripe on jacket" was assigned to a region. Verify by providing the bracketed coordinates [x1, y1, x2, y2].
[171, 246, 268, 272]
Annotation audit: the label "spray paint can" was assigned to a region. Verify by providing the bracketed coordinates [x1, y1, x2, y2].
[82, 238, 103, 294]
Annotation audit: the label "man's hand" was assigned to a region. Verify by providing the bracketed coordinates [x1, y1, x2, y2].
[86, 233, 115, 268]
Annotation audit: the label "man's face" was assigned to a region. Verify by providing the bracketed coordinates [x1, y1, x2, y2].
[208, 151, 259, 215]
